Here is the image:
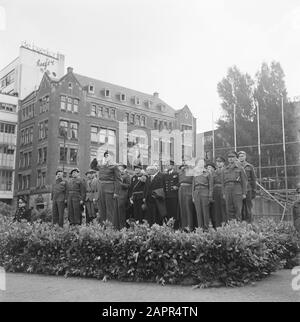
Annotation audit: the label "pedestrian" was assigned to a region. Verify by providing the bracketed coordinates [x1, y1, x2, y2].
[51, 169, 67, 227]
[293, 183, 300, 233]
[128, 165, 147, 223]
[211, 156, 227, 228]
[13, 197, 31, 223]
[238, 151, 257, 222]
[164, 160, 180, 223]
[221, 151, 247, 221]
[66, 168, 86, 225]
[98, 151, 121, 228]
[178, 162, 197, 230]
[144, 165, 167, 226]
[84, 169, 98, 224]
[192, 159, 214, 230]
[117, 163, 131, 228]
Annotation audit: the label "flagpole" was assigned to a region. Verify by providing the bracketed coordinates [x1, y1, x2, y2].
[255, 99, 262, 184]
[231, 80, 237, 152]
[281, 93, 288, 202]
[212, 110, 215, 161]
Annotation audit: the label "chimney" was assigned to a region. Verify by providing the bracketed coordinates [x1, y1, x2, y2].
[153, 92, 159, 98]
[67, 66, 73, 74]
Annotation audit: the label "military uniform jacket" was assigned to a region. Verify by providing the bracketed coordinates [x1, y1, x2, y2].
[128, 175, 147, 201]
[221, 163, 248, 195]
[240, 161, 257, 192]
[164, 170, 179, 198]
[192, 170, 213, 198]
[213, 168, 223, 186]
[51, 178, 67, 202]
[120, 173, 131, 196]
[66, 177, 86, 201]
[145, 172, 165, 200]
[85, 177, 98, 201]
[178, 167, 194, 185]
[98, 164, 121, 195]
[293, 200, 300, 233]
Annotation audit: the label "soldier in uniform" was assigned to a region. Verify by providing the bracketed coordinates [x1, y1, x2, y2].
[144, 165, 167, 226]
[128, 165, 147, 223]
[192, 159, 214, 230]
[66, 168, 86, 225]
[238, 151, 257, 223]
[117, 164, 131, 228]
[51, 169, 67, 227]
[164, 160, 180, 222]
[84, 169, 98, 224]
[221, 151, 247, 221]
[293, 183, 300, 233]
[98, 151, 122, 228]
[211, 157, 227, 228]
[178, 162, 197, 230]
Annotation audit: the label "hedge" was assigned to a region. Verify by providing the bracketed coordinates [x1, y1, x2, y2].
[0, 216, 299, 287]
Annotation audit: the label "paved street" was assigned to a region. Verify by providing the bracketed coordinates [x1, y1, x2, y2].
[1, 270, 299, 302]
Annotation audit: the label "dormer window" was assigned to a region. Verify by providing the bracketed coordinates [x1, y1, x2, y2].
[134, 97, 140, 105]
[89, 84, 94, 93]
[158, 104, 166, 112]
[105, 89, 111, 97]
[145, 100, 152, 108]
[120, 93, 126, 102]
[68, 82, 72, 89]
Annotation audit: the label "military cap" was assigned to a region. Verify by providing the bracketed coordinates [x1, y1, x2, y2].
[238, 151, 247, 157]
[70, 167, 80, 174]
[55, 169, 63, 175]
[118, 163, 127, 169]
[227, 151, 238, 158]
[134, 164, 142, 169]
[85, 169, 96, 175]
[205, 161, 216, 169]
[104, 150, 109, 158]
[216, 156, 225, 163]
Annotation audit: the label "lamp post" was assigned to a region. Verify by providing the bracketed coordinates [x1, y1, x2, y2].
[281, 93, 288, 202]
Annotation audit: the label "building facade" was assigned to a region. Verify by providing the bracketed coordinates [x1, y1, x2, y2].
[0, 93, 18, 204]
[15, 67, 196, 208]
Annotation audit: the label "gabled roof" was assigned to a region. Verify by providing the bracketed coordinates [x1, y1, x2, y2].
[74, 73, 176, 116]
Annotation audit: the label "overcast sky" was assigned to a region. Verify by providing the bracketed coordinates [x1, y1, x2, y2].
[1, 0, 300, 132]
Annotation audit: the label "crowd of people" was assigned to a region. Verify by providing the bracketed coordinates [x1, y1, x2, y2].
[14, 150, 258, 230]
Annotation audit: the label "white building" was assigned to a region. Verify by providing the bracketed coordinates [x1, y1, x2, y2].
[0, 93, 18, 204]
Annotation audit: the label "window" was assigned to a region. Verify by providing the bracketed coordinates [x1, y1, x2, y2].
[108, 130, 116, 145]
[60, 147, 68, 162]
[38, 148, 42, 164]
[130, 114, 134, 124]
[41, 172, 46, 186]
[105, 89, 110, 97]
[105, 108, 109, 118]
[169, 122, 173, 130]
[60, 96, 66, 110]
[135, 115, 140, 126]
[70, 122, 78, 140]
[154, 139, 159, 153]
[164, 121, 168, 129]
[154, 120, 158, 130]
[44, 120, 48, 139]
[37, 170, 42, 187]
[29, 127, 33, 143]
[111, 109, 116, 120]
[68, 82, 72, 89]
[73, 99, 79, 113]
[43, 147, 47, 163]
[125, 112, 129, 123]
[1, 123, 16, 134]
[19, 152, 23, 168]
[120, 93, 126, 101]
[141, 116, 146, 127]
[67, 97, 72, 112]
[89, 85, 94, 93]
[135, 97, 140, 105]
[0, 103, 16, 113]
[99, 128, 106, 144]
[0, 170, 13, 191]
[70, 148, 78, 164]
[91, 126, 98, 142]
[59, 120, 68, 137]
[28, 151, 32, 167]
[159, 121, 163, 131]
[98, 106, 103, 118]
[91, 104, 97, 117]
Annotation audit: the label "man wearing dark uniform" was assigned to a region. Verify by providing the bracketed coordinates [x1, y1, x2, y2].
[238, 151, 257, 223]
[84, 169, 98, 224]
[51, 169, 67, 227]
[293, 183, 300, 233]
[192, 160, 214, 230]
[66, 168, 86, 225]
[221, 151, 247, 221]
[144, 165, 167, 226]
[178, 163, 197, 230]
[211, 157, 227, 228]
[164, 160, 180, 221]
[128, 165, 147, 223]
[98, 151, 122, 228]
[117, 164, 131, 228]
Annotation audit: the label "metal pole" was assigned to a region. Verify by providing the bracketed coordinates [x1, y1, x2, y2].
[255, 99, 262, 184]
[281, 94, 288, 202]
[212, 111, 215, 160]
[231, 81, 237, 152]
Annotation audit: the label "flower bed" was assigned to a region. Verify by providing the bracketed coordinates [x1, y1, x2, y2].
[0, 216, 299, 287]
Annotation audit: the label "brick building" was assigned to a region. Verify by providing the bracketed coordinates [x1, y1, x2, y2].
[15, 67, 196, 208]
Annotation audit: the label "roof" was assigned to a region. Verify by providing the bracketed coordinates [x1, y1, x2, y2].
[74, 73, 176, 116]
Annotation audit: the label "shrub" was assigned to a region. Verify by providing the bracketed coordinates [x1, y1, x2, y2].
[0, 201, 14, 218]
[0, 217, 298, 287]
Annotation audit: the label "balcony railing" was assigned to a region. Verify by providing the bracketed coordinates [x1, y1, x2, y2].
[0, 133, 17, 145]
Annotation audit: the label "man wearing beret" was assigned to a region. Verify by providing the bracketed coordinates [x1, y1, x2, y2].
[66, 168, 86, 225]
[221, 151, 248, 221]
[84, 169, 98, 224]
[51, 169, 67, 227]
[238, 151, 257, 223]
[211, 157, 227, 228]
[163, 160, 180, 223]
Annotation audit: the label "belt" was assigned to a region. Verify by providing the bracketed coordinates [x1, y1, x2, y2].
[180, 183, 192, 186]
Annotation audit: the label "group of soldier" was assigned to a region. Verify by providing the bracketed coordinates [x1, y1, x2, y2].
[48, 149, 257, 230]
